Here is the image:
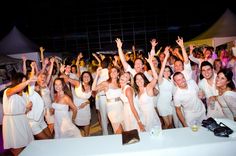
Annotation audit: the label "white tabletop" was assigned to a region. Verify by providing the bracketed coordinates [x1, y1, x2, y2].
[20, 127, 236, 156]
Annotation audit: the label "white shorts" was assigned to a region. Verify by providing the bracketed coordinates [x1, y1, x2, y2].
[28, 116, 48, 135]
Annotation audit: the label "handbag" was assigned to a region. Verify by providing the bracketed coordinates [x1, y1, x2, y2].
[213, 122, 233, 137]
[202, 117, 234, 137]
[202, 117, 220, 131]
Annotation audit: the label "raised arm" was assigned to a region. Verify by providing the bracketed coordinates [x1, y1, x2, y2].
[60, 74, 80, 87]
[54, 58, 60, 76]
[145, 53, 158, 95]
[34, 61, 39, 76]
[91, 67, 107, 92]
[112, 55, 121, 69]
[22, 56, 27, 75]
[150, 38, 158, 56]
[45, 57, 55, 85]
[27, 63, 37, 96]
[115, 38, 129, 71]
[6, 76, 37, 97]
[30, 62, 36, 78]
[92, 53, 101, 67]
[40, 46, 45, 68]
[188, 45, 200, 65]
[76, 53, 83, 77]
[171, 48, 184, 61]
[40, 58, 49, 74]
[132, 45, 137, 61]
[158, 46, 170, 84]
[176, 36, 189, 64]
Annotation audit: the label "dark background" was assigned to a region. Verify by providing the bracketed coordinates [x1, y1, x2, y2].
[0, 0, 235, 58]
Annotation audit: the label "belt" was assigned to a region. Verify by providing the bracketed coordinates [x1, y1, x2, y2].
[4, 113, 25, 116]
[99, 94, 106, 96]
[107, 97, 121, 103]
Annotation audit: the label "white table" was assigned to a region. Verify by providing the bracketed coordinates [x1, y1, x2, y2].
[20, 127, 236, 156]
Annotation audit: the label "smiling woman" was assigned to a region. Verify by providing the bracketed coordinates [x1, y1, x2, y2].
[216, 68, 236, 121]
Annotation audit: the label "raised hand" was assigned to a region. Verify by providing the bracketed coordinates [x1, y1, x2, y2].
[150, 38, 158, 48]
[77, 52, 83, 60]
[22, 55, 27, 62]
[96, 67, 102, 76]
[132, 45, 135, 51]
[30, 61, 36, 69]
[176, 36, 184, 47]
[163, 46, 170, 57]
[39, 46, 45, 53]
[50, 57, 55, 64]
[115, 38, 123, 49]
[189, 45, 195, 51]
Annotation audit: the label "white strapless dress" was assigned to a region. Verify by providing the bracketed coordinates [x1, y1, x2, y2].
[52, 103, 82, 139]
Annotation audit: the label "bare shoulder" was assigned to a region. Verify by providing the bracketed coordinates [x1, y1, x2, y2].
[101, 81, 109, 86]
[125, 86, 133, 94]
[63, 94, 72, 102]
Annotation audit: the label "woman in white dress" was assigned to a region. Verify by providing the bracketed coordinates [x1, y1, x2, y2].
[92, 66, 124, 134]
[24, 62, 52, 139]
[62, 71, 93, 136]
[23, 84, 52, 139]
[215, 68, 236, 121]
[52, 78, 82, 138]
[2, 73, 35, 156]
[157, 47, 174, 129]
[37, 72, 55, 134]
[119, 72, 145, 132]
[134, 53, 161, 132]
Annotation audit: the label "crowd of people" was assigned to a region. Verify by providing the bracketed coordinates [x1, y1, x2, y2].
[2, 37, 236, 155]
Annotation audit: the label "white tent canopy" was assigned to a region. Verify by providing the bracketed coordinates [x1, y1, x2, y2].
[184, 9, 236, 48]
[0, 26, 40, 64]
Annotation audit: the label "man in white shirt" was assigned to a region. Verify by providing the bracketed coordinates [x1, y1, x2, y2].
[173, 72, 206, 127]
[198, 61, 224, 118]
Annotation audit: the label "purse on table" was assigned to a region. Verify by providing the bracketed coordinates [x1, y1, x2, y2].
[202, 117, 234, 137]
[122, 129, 140, 145]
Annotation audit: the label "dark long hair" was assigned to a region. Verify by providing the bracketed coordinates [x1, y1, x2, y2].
[53, 78, 73, 100]
[133, 72, 150, 94]
[107, 66, 120, 84]
[165, 65, 173, 79]
[80, 71, 93, 92]
[217, 68, 235, 90]
[10, 72, 27, 88]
